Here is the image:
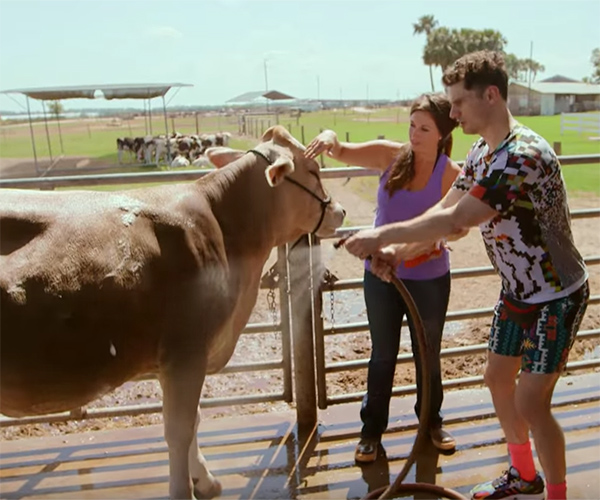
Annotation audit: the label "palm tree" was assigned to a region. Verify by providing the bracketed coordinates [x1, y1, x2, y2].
[522, 58, 545, 82]
[413, 15, 439, 91]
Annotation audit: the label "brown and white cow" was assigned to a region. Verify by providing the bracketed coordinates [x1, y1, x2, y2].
[0, 125, 345, 499]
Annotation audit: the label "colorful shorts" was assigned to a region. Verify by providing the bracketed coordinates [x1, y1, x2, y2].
[489, 281, 590, 374]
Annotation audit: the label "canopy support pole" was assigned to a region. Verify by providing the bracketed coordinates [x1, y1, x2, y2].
[26, 97, 40, 176]
[41, 100, 54, 164]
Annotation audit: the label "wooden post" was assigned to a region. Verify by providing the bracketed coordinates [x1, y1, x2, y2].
[288, 235, 317, 428]
[277, 245, 293, 402]
[195, 113, 199, 134]
[377, 135, 385, 140]
[311, 236, 328, 410]
[171, 117, 175, 134]
[319, 128, 325, 168]
[553, 141, 562, 156]
[345, 131, 350, 142]
[301, 125, 305, 145]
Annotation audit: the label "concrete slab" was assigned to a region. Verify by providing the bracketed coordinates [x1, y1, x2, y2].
[1, 373, 599, 499]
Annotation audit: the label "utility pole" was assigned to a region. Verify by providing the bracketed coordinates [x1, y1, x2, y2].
[317, 75, 320, 101]
[264, 59, 270, 111]
[527, 41, 533, 115]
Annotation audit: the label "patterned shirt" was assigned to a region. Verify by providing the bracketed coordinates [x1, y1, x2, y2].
[453, 123, 587, 303]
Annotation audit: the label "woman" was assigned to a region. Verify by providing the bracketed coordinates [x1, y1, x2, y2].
[305, 93, 461, 462]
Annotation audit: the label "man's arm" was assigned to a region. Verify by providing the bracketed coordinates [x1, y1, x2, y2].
[344, 191, 497, 258]
[379, 193, 496, 245]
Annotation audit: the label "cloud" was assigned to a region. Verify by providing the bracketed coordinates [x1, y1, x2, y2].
[146, 26, 183, 40]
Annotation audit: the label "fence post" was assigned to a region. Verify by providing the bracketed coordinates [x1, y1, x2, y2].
[311, 236, 328, 410]
[554, 141, 562, 156]
[277, 245, 293, 402]
[319, 128, 325, 168]
[301, 125, 305, 145]
[195, 113, 199, 134]
[345, 131, 350, 142]
[288, 235, 317, 428]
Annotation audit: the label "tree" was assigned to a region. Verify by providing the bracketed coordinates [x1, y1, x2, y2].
[504, 53, 526, 81]
[521, 58, 545, 83]
[47, 100, 64, 118]
[422, 26, 506, 73]
[413, 14, 439, 91]
[590, 47, 600, 83]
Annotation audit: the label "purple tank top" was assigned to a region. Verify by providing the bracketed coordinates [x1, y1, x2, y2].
[365, 153, 450, 280]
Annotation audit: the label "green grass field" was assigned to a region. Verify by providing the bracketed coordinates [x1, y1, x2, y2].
[1, 107, 599, 195]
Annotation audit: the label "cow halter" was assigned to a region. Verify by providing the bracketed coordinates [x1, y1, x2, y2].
[247, 149, 332, 235]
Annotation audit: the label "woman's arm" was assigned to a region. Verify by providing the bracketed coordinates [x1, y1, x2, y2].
[304, 129, 402, 171]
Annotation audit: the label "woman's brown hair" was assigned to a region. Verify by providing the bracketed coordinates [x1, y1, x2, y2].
[385, 92, 458, 194]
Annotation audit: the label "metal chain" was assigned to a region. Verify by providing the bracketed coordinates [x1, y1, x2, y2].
[329, 288, 335, 334]
[267, 286, 278, 325]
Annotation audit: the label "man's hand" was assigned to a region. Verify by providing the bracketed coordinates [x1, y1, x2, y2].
[344, 228, 383, 259]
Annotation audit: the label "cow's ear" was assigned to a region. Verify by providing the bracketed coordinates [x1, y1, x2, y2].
[265, 156, 294, 187]
[205, 147, 245, 168]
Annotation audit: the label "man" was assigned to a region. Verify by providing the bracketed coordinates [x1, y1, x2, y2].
[344, 50, 589, 500]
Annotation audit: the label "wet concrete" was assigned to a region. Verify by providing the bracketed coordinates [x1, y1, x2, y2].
[1, 373, 599, 499]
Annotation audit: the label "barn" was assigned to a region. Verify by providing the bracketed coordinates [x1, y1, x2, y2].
[508, 76, 600, 116]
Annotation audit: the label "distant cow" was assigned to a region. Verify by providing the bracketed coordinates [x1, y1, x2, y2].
[116, 137, 145, 163]
[0, 126, 345, 499]
[199, 132, 232, 154]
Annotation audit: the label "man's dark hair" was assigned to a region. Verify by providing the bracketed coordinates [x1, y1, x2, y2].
[442, 50, 508, 100]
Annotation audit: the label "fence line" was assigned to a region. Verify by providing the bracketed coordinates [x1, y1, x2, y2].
[1, 155, 599, 427]
[560, 112, 600, 135]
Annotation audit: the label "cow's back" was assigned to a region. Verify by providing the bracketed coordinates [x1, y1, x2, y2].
[0, 187, 230, 417]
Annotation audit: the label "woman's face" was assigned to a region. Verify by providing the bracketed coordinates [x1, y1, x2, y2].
[408, 110, 442, 155]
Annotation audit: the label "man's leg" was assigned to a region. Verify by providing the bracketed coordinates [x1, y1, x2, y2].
[515, 281, 589, 497]
[484, 352, 529, 444]
[515, 372, 562, 482]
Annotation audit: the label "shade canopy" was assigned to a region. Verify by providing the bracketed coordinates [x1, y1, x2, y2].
[227, 89, 295, 103]
[0, 83, 193, 101]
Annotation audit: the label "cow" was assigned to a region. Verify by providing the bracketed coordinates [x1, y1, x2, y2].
[116, 136, 145, 164]
[0, 125, 345, 499]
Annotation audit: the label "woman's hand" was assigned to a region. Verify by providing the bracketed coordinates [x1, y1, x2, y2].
[370, 245, 402, 282]
[305, 130, 340, 160]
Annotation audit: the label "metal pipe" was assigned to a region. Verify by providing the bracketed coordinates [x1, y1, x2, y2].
[41, 100, 53, 163]
[25, 96, 40, 175]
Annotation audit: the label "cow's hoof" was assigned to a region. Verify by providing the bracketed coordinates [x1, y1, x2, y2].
[193, 476, 222, 499]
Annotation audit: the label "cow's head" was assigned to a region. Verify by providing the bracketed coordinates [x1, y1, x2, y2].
[206, 126, 345, 239]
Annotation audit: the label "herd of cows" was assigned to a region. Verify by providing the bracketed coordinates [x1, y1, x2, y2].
[116, 131, 232, 167]
[0, 126, 345, 499]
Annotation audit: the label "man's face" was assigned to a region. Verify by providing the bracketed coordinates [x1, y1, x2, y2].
[446, 81, 489, 135]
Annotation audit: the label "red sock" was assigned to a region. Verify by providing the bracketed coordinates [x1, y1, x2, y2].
[508, 441, 536, 482]
[547, 481, 567, 500]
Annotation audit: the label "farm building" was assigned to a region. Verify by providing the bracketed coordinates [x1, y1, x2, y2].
[508, 77, 600, 115]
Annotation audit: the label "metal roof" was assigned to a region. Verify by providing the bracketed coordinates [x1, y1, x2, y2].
[227, 90, 295, 103]
[510, 81, 600, 95]
[0, 83, 193, 100]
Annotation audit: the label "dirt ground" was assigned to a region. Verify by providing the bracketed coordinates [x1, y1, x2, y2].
[2, 173, 599, 441]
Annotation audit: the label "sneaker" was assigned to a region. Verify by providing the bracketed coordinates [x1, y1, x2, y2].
[354, 437, 378, 463]
[429, 426, 456, 451]
[470, 466, 545, 499]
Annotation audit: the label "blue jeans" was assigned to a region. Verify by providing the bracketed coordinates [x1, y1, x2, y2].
[360, 269, 451, 440]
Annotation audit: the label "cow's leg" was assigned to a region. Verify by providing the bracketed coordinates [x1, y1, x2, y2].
[160, 360, 207, 500]
[189, 407, 222, 499]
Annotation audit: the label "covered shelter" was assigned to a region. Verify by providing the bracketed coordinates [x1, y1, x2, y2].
[0, 83, 192, 175]
[226, 90, 295, 110]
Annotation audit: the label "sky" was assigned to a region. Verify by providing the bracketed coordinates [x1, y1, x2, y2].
[0, 0, 599, 113]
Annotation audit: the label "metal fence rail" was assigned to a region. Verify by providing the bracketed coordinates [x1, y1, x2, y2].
[1, 153, 598, 427]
